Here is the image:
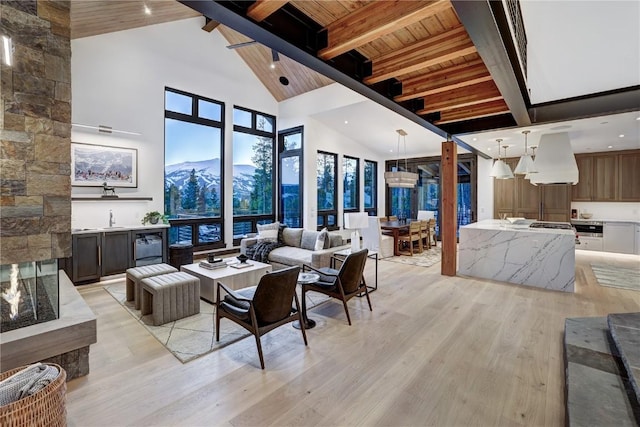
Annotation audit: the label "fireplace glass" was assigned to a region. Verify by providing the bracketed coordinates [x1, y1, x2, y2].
[0, 259, 59, 333]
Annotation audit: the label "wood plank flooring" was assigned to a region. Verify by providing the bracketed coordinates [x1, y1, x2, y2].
[66, 250, 640, 426]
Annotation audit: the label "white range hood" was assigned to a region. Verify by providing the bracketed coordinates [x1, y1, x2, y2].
[529, 132, 579, 185]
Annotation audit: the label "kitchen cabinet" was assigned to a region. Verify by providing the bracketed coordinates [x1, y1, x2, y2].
[494, 158, 570, 222]
[102, 230, 131, 276]
[572, 150, 640, 202]
[603, 222, 635, 254]
[577, 236, 603, 252]
[72, 233, 101, 283]
[618, 153, 640, 201]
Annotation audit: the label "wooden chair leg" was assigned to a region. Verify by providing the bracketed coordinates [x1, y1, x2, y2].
[342, 299, 352, 325]
[254, 333, 265, 370]
[293, 294, 308, 346]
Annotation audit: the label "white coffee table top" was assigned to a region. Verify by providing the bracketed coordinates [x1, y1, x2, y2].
[181, 259, 270, 278]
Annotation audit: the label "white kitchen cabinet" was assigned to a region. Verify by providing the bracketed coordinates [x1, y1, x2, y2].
[603, 222, 635, 254]
[578, 236, 603, 251]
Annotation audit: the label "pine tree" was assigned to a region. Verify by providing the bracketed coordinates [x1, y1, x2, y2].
[249, 117, 273, 214]
[182, 169, 199, 210]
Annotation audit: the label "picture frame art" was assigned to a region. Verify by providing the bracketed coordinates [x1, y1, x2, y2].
[71, 142, 138, 188]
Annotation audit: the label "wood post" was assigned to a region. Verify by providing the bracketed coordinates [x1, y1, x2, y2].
[441, 141, 457, 276]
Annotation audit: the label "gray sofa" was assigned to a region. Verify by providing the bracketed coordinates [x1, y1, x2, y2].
[240, 228, 348, 270]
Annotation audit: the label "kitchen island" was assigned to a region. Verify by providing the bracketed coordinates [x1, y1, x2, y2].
[458, 219, 575, 292]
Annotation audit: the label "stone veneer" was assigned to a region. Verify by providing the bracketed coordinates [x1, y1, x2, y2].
[0, 0, 72, 265]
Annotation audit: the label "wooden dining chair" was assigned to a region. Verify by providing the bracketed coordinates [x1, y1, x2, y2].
[388, 215, 398, 221]
[420, 220, 430, 249]
[398, 221, 422, 256]
[428, 218, 437, 248]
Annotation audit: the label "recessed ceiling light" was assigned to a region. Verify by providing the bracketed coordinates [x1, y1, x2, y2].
[487, 147, 491, 151]
[144, 4, 151, 15]
[472, 137, 477, 141]
[344, 120, 348, 124]
[270, 63, 275, 69]
[389, 149, 393, 153]
[619, 134, 624, 138]
[608, 145, 613, 149]
[636, 117, 640, 121]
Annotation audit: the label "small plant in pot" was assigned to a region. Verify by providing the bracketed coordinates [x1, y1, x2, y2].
[141, 211, 167, 225]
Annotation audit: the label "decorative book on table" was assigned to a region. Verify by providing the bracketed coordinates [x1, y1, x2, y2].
[199, 261, 227, 270]
[229, 262, 251, 269]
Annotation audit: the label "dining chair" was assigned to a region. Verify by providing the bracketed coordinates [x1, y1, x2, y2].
[215, 265, 306, 369]
[428, 218, 437, 248]
[387, 215, 398, 221]
[361, 216, 394, 258]
[420, 220, 430, 249]
[398, 221, 422, 256]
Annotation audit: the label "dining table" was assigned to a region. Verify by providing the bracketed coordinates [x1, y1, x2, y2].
[379, 219, 420, 256]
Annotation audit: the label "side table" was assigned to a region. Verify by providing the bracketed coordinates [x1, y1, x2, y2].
[293, 272, 320, 330]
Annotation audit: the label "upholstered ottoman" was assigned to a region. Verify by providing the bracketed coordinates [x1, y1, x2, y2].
[140, 272, 200, 326]
[126, 263, 178, 310]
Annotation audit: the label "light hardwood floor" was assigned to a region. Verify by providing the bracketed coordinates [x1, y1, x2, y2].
[67, 251, 640, 426]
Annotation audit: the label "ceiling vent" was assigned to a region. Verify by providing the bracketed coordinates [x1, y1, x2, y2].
[529, 132, 579, 185]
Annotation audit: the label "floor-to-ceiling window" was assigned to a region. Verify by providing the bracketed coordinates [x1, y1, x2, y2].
[278, 126, 303, 228]
[164, 87, 224, 250]
[364, 159, 377, 216]
[343, 155, 359, 213]
[317, 151, 338, 230]
[232, 106, 276, 244]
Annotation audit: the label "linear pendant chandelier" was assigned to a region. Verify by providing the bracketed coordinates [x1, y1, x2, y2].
[384, 129, 418, 188]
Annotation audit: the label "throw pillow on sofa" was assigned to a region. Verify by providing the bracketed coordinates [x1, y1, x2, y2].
[315, 228, 329, 251]
[300, 230, 318, 250]
[257, 222, 280, 243]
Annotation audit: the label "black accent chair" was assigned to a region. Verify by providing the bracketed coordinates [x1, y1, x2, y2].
[302, 248, 371, 325]
[215, 265, 307, 369]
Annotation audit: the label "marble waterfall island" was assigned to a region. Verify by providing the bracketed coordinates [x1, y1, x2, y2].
[459, 220, 575, 292]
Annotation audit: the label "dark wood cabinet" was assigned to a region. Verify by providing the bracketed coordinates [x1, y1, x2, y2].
[572, 155, 593, 201]
[618, 152, 640, 201]
[494, 158, 570, 222]
[72, 233, 101, 283]
[101, 231, 132, 276]
[593, 154, 618, 201]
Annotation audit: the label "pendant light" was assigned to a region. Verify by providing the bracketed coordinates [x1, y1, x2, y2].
[489, 139, 513, 179]
[514, 130, 537, 175]
[524, 145, 537, 180]
[384, 129, 418, 188]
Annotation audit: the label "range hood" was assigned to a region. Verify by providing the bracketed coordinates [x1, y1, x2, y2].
[529, 132, 579, 185]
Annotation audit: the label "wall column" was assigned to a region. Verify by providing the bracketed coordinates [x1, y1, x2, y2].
[440, 140, 457, 276]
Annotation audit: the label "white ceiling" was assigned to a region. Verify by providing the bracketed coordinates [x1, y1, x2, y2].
[309, 1, 640, 160]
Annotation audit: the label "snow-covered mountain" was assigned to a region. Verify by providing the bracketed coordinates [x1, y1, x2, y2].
[164, 159, 258, 198]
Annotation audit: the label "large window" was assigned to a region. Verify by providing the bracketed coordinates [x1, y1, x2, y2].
[343, 156, 359, 213]
[164, 87, 224, 250]
[279, 126, 303, 228]
[364, 159, 377, 216]
[317, 151, 338, 230]
[232, 106, 276, 242]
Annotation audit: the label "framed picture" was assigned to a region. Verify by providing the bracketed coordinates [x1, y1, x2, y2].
[71, 143, 138, 187]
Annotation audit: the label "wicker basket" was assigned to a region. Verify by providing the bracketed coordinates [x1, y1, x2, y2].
[0, 364, 67, 427]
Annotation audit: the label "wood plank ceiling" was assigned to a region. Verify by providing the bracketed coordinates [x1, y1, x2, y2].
[69, 0, 515, 132]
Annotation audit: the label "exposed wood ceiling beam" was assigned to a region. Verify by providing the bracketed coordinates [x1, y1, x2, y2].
[318, 0, 450, 60]
[247, 0, 288, 22]
[417, 81, 503, 114]
[434, 100, 510, 124]
[202, 18, 220, 32]
[177, 0, 491, 159]
[395, 60, 492, 102]
[451, 0, 530, 126]
[364, 26, 476, 84]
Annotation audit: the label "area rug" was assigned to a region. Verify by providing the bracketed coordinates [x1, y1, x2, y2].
[104, 281, 330, 363]
[590, 263, 640, 291]
[382, 246, 441, 268]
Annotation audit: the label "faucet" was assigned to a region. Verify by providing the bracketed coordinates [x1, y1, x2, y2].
[109, 209, 115, 228]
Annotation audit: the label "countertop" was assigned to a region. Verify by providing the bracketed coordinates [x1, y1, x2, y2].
[462, 219, 575, 235]
[72, 224, 169, 234]
[571, 218, 640, 225]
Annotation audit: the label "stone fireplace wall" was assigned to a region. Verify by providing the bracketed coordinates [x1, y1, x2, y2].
[1, 0, 71, 265]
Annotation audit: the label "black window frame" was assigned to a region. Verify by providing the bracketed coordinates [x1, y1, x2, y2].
[317, 150, 338, 231]
[364, 159, 378, 216]
[164, 86, 225, 251]
[342, 155, 360, 214]
[231, 105, 277, 246]
[278, 126, 304, 228]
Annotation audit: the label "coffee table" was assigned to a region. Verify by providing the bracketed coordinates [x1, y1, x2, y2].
[180, 260, 272, 303]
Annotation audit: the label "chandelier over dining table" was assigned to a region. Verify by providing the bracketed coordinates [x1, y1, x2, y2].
[384, 129, 418, 188]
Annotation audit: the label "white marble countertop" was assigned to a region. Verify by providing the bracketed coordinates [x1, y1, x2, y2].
[572, 218, 640, 224]
[462, 219, 575, 235]
[72, 224, 169, 234]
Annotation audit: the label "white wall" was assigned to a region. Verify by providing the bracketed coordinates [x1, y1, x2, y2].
[571, 202, 640, 221]
[71, 18, 277, 245]
[476, 156, 494, 221]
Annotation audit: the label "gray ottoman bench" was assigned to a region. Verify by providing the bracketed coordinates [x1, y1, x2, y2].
[140, 272, 200, 326]
[126, 263, 178, 310]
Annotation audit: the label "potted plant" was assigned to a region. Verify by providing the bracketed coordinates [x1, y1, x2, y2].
[141, 211, 167, 225]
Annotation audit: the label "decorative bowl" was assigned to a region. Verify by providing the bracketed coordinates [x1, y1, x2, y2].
[236, 254, 249, 264]
[580, 213, 593, 219]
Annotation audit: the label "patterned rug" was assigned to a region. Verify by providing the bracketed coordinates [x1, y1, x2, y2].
[382, 246, 441, 268]
[591, 263, 640, 291]
[104, 280, 330, 363]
